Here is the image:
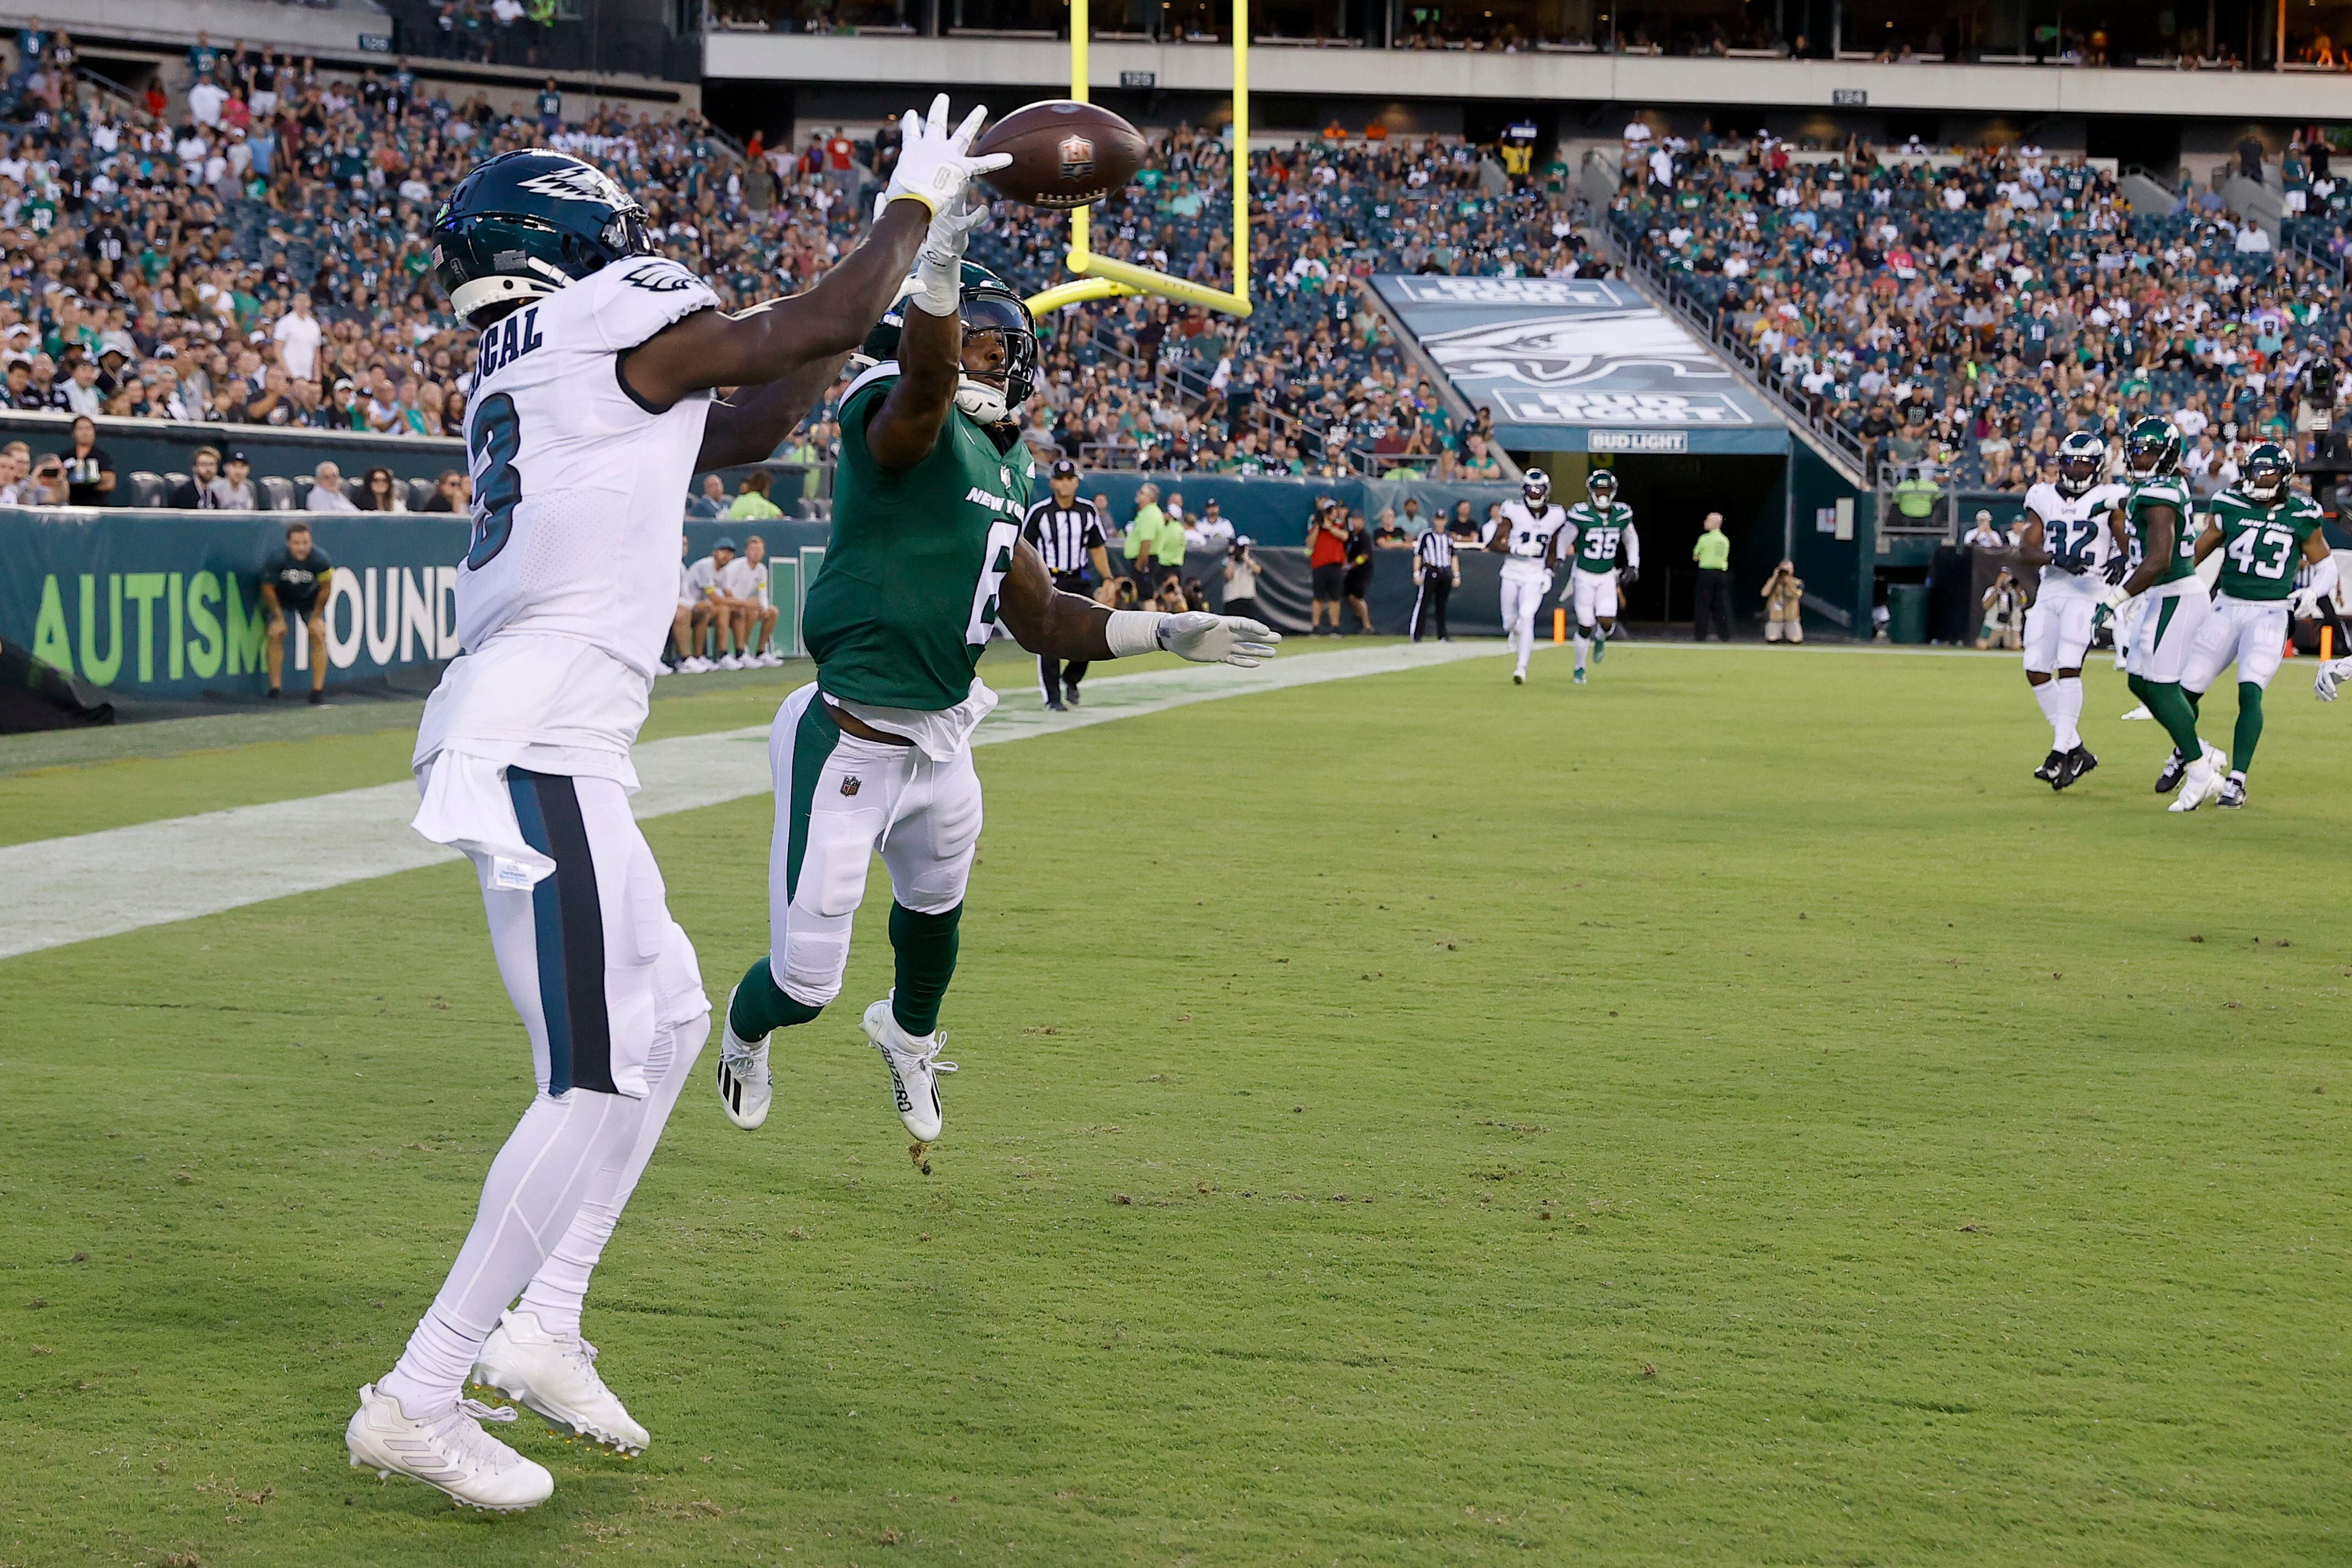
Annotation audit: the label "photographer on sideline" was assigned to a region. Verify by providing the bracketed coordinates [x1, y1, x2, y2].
[1762, 559, 1805, 644]
[1222, 535, 1263, 623]
[260, 521, 335, 703]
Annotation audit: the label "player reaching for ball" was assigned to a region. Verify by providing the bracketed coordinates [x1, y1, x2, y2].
[342, 99, 1010, 1514]
[710, 194, 1277, 1146]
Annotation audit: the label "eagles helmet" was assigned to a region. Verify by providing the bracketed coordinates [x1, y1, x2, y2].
[855, 261, 1038, 426]
[1522, 467, 1552, 507]
[2055, 429, 2108, 498]
[2243, 440, 2294, 503]
[431, 149, 656, 328]
[1586, 468, 1619, 507]
[2123, 416, 2182, 479]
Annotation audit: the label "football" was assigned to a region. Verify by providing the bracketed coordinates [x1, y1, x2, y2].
[972, 99, 1149, 209]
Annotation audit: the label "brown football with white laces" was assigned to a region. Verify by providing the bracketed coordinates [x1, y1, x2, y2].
[971, 100, 1147, 210]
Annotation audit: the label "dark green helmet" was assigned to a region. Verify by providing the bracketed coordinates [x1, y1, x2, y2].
[1585, 468, 1618, 506]
[855, 261, 1038, 420]
[2243, 440, 2294, 503]
[2124, 416, 2182, 479]
[431, 149, 655, 327]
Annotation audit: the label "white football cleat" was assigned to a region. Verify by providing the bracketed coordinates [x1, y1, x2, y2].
[714, 985, 772, 1131]
[344, 1382, 554, 1512]
[473, 1310, 649, 1457]
[2169, 743, 2230, 812]
[2120, 702, 2153, 721]
[863, 993, 957, 1142]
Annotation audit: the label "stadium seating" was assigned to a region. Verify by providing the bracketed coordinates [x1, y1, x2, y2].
[1607, 137, 2350, 493]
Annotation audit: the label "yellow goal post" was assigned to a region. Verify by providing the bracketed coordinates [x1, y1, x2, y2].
[1023, 0, 1253, 320]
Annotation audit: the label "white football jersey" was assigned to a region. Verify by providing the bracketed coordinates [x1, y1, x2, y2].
[453, 254, 720, 674]
[1497, 498, 1569, 578]
[2024, 479, 2126, 581]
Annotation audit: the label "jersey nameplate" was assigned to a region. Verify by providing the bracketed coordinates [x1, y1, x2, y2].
[476, 306, 546, 382]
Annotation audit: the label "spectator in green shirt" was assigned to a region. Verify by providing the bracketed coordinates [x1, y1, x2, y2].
[1892, 467, 1940, 522]
[1691, 510, 1733, 641]
[1124, 483, 1169, 586]
[726, 468, 783, 521]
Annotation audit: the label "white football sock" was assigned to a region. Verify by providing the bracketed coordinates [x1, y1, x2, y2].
[378, 1085, 643, 1415]
[1573, 633, 1590, 671]
[2033, 680, 2064, 746]
[2052, 677, 2083, 750]
[514, 1011, 708, 1339]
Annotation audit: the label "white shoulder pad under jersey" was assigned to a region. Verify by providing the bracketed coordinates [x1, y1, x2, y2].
[454, 255, 722, 677]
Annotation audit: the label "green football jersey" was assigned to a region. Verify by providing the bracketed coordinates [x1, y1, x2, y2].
[2122, 476, 2197, 585]
[1565, 501, 1634, 571]
[804, 371, 1035, 711]
[2208, 487, 2325, 602]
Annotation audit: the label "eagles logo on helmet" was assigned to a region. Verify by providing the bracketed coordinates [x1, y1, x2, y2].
[431, 149, 658, 327]
[1522, 468, 1552, 507]
[2055, 430, 2108, 498]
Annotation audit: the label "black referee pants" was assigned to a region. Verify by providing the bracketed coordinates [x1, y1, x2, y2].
[1410, 573, 1451, 641]
[1693, 567, 1733, 642]
[1040, 569, 1092, 705]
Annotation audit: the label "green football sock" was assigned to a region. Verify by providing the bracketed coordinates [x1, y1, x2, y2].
[729, 957, 826, 1040]
[2232, 682, 2264, 774]
[2184, 687, 2203, 718]
[889, 901, 961, 1037]
[2142, 680, 2205, 763]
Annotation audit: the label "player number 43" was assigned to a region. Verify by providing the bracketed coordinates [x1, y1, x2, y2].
[2226, 526, 2294, 579]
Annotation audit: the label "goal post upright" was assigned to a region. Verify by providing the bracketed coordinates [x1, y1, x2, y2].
[1025, 0, 1252, 320]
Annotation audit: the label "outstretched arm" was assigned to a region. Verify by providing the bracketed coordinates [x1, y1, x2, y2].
[622, 97, 1006, 410]
[999, 537, 1279, 666]
[695, 351, 850, 471]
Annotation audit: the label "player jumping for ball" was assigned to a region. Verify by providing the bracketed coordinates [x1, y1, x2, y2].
[1562, 468, 1638, 684]
[342, 100, 1011, 1514]
[710, 196, 1277, 1145]
[2167, 442, 2337, 811]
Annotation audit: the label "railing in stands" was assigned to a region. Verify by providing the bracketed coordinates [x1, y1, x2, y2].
[1606, 209, 1872, 484]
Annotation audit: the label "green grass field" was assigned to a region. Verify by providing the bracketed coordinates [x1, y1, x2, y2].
[3, 642, 2347, 1567]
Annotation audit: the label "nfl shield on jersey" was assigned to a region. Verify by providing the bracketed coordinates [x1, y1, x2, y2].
[454, 256, 721, 675]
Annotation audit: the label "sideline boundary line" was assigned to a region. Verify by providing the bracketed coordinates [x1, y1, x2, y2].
[0, 639, 1500, 961]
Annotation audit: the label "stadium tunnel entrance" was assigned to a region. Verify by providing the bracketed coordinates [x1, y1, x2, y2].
[1514, 451, 1796, 636]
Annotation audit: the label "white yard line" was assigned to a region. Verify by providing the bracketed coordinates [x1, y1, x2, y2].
[0, 638, 1500, 960]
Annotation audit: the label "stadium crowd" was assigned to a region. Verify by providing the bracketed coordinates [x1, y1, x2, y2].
[1612, 131, 2351, 494]
[7, 14, 2338, 513]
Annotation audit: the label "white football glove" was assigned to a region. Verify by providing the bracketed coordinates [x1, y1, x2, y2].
[910, 193, 988, 315]
[2316, 657, 2352, 702]
[1157, 612, 1282, 668]
[881, 95, 1008, 219]
[2288, 585, 2330, 617]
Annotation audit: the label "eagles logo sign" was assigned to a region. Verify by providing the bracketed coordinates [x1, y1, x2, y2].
[1056, 133, 1097, 184]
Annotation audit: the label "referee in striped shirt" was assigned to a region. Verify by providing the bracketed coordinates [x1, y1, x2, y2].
[1411, 524, 1459, 641]
[1022, 457, 1113, 710]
